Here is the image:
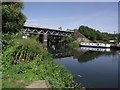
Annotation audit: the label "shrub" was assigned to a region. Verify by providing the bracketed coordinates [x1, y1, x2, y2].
[11, 39, 44, 64]
[68, 41, 79, 49]
[3, 38, 43, 64]
[2, 38, 73, 88]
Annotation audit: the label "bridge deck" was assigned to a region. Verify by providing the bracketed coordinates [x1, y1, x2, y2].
[24, 26, 74, 33]
[23, 26, 74, 36]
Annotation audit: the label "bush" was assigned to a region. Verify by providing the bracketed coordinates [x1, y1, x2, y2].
[12, 39, 44, 64]
[2, 38, 73, 88]
[68, 41, 79, 49]
[3, 38, 44, 64]
[2, 31, 23, 51]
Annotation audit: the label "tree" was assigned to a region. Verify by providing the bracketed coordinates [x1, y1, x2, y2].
[78, 25, 115, 43]
[2, 2, 26, 34]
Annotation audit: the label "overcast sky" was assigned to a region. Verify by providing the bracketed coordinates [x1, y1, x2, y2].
[22, 2, 119, 33]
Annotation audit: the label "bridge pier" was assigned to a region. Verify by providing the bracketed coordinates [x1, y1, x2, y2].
[39, 34, 48, 48]
[43, 34, 48, 48]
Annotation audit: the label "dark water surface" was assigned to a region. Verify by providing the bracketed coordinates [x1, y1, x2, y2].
[49, 46, 119, 88]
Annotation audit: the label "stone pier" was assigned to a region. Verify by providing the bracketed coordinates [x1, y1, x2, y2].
[39, 34, 48, 48]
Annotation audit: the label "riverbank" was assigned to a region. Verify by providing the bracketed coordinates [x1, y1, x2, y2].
[2, 38, 73, 88]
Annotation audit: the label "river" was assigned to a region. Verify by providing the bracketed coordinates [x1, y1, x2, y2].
[48, 46, 119, 88]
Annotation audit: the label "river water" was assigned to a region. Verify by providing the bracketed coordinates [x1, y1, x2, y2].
[48, 46, 119, 88]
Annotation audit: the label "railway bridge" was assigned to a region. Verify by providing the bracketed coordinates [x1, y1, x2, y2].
[23, 26, 74, 47]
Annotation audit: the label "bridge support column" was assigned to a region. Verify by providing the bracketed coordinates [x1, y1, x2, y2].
[43, 34, 48, 48]
[39, 34, 48, 48]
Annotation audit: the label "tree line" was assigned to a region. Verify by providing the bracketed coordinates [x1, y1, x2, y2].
[78, 25, 119, 43]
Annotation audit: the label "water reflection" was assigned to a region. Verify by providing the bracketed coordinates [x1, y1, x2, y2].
[80, 47, 111, 52]
[48, 45, 119, 88]
[48, 45, 119, 63]
[48, 45, 73, 58]
[73, 48, 113, 63]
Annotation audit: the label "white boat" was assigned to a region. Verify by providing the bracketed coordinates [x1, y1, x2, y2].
[80, 42, 110, 48]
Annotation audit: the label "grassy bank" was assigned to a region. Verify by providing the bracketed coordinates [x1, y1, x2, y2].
[2, 38, 73, 88]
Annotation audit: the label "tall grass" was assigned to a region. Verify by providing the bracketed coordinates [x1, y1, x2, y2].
[2, 38, 73, 88]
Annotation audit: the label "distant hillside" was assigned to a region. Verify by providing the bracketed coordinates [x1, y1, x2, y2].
[78, 25, 115, 43]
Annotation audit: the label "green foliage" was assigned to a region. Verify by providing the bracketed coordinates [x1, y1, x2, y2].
[68, 41, 79, 49]
[2, 31, 24, 51]
[11, 39, 44, 64]
[62, 36, 74, 44]
[61, 36, 79, 49]
[2, 39, 73, 88]
[2, 2, 26, 34]
[2, 38, 44, 65]
[78, 26, 115, 43]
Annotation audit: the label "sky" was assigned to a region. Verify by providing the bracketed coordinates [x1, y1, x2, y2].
[22, 2, 119, 33]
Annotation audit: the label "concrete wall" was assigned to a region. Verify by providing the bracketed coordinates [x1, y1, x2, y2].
[74, 31, 90, 42]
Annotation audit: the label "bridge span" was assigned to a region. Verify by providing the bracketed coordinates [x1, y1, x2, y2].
[23, 26, 74, 47]
[23, 26, 74, 36]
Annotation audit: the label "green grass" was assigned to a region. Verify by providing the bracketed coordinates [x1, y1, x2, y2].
[2, 38, 73, 88]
